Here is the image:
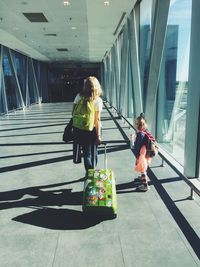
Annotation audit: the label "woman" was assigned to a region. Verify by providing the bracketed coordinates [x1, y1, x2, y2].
[72, 76, 103, 175]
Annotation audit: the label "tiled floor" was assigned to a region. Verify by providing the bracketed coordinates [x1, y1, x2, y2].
[0, 102, 199, 267]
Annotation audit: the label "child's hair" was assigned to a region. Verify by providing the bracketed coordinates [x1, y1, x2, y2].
[80, 76, 103, 101]
[135, 113, 147, 130]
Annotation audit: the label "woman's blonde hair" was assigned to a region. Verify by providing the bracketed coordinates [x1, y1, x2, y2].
[135, 113, 147, 130]
[80, 76, 103, 100]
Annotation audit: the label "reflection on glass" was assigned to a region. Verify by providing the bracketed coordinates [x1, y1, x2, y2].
[157, 0, 191, 165]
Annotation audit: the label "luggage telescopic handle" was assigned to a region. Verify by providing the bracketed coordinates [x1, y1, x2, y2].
[101, 142, 107, 169]
[93, 142, 107, 169]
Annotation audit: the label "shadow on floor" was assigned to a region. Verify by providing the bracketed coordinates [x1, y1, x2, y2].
[0, 148, 73, 160]
[12, 207, 106, 230]
[0, 143, 129, 173]
[0, 178, 147, 212]
[0, 154, 73, 173]
[116, 180, 153, 194]
[1, 177, 149, 230]
[1, 178, 111, 230]
[0, 178, 86, 210]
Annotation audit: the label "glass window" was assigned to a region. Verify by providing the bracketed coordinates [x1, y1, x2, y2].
[13, 51, 27, 102]
[0, 78, 5, 114]
[157, 0, 192, 165]
[2, 50, 18, 110]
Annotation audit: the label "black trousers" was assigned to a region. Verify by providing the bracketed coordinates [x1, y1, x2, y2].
[73, 127, 97, 171]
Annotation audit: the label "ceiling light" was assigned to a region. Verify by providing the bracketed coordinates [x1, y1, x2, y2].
[63, 1, 70, 6]
[104, 1, 110, 6]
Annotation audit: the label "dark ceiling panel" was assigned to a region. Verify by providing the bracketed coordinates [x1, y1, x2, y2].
[57, 48, 69, 52]
[23, 12, 48, 22]
[44, 33, 57, 36]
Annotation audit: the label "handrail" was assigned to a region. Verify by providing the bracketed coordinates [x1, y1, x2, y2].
[104, 101, 200, 199]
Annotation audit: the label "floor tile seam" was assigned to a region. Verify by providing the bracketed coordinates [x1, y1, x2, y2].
[118, 234, 126, 267]
[147, 199, 173, 229]
[51, 233, 60, 267]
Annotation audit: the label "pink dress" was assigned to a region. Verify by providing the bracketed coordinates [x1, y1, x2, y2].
[134, 145, 151, 173]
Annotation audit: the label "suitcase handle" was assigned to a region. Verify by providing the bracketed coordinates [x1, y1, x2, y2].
[94, 142, 108, 169]
[101, 142, 107, 169]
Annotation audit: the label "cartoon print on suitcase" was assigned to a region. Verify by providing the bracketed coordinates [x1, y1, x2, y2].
[83, 168, 117, 218]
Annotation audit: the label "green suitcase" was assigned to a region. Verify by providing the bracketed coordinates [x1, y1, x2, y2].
[82, 144, 117, 219]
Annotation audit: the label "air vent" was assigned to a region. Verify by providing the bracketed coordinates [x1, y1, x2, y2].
[44, 33, 57, 36]
[23, 12, 48, 22]
[113, 12, 126, 36]
[57, 48, 68, 52]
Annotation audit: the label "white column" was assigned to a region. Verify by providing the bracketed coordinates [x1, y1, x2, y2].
[184, 0, 200, 178]
[119, 23, 129, 116]
[128, 9, 143, 115]
[0, 45, 3, 98]
[30, 58, 41, 104]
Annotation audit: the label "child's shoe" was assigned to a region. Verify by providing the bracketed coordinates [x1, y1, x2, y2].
[137, 183, 149, 192]
[141, 174, 149, 183]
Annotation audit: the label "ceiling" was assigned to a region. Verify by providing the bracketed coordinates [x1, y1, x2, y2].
[0, 0, 136, 64]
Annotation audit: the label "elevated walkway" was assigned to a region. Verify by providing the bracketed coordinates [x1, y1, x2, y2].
[0, 103, 199, 267]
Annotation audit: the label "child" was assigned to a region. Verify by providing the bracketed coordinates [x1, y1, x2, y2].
[133, 113, 151, 192]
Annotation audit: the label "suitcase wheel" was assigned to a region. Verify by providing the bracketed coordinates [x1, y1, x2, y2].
[112, 214, 117, 219]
